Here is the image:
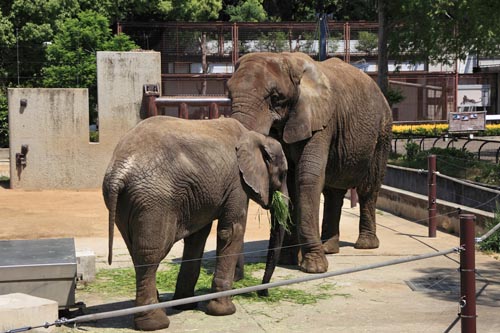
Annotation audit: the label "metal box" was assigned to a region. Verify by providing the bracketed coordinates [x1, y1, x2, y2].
[0, 238, 77, 309]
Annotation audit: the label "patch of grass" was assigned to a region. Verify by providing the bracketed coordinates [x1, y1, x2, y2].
[82, 262, 342, 305]
[0, 175, 9, 182]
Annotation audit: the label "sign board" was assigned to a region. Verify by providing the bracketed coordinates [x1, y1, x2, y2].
[448, 111, 486, 132]
[458, 84, 490, 109]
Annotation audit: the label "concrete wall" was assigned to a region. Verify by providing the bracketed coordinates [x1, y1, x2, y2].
[8, 51, 161, 189]
[377, 185, 493, 236]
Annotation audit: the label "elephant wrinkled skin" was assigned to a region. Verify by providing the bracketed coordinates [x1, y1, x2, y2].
[103, 116, 288, 331]
[228, 52, 392, 274]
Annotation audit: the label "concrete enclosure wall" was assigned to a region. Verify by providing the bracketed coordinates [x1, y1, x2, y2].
[8, 51, 161, 189]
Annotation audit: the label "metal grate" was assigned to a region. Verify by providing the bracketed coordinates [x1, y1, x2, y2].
[406, 276, 460, 294]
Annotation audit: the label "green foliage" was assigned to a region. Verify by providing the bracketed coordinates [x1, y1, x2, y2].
[386, 87, 405, 107]
[479, 205, 500, 253]
[256, 31, 287, 52]
[271, 191, 292, 234]
[0, 93, 8, 148]
[388, 0, 500, 64]
[404, 140, 420, 161]
[41, 10, 138, 122]
[83, 263, 338, 304]
[356, 31, 378, 55]
[226, 0, 267, 22]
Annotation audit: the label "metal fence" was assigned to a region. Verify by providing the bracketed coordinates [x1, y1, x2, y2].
[119, 21, 498, 122]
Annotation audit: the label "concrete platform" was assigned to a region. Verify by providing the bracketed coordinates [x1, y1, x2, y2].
[65, 200, 500, 332]
[0, 293, 58, 333]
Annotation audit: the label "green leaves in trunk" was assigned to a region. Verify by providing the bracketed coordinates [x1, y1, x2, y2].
[271, 191, 292, 234]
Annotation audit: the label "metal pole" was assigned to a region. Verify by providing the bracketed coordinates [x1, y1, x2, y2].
[319, 13, 327, 61]
[428, 154, 437, 237]
[179, 103, 189, 119]
[209, 103, 219, 119]
[460, 214, 477, 333]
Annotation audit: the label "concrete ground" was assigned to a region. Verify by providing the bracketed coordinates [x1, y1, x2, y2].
[0, 188, 499, 332]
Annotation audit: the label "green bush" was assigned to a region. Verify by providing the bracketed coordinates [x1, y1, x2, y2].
[479, 206, 500, 253]
[0, 93, 8, 148]
[404, 140, 420, 161]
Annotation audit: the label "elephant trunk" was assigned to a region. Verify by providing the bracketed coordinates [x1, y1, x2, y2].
[258, 182, 289, 297]
[230, 94, 274, 136]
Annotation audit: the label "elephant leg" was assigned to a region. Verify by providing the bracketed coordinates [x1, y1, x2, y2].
[131, 211, 173, 331]
[296, 133, 330, 273]
[354, 186, 380, 250]
[173, 222, 213, 310]
[206, 209, 247, 316]
[321, 188, 347, 254]
[234, 253, 244, 282]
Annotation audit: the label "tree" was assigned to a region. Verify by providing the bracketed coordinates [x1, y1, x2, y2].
[42, 10, 138, 123]
[388, 0, 500, 65]
[356, 31, 377, 55]
[226, 0, 267, 22]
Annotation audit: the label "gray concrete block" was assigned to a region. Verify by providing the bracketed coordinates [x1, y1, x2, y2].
[0, 293, 58, 332]
[76, 250, 96, 283]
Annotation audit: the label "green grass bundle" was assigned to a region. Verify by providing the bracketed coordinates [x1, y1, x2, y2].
[271, 191, 292, 234]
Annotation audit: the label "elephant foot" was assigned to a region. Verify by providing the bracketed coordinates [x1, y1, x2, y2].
[277, 247, 298, 266]
[206, 297, 236, 316]
[354, 234, 380, 249]
[257, 289, 270, 297]
[322, 235, 340, 254]
[173, 301, 198, 311]
[299, 251, 328, 273]
[172, 292, 198, 310]
[134, 309, 170, 331]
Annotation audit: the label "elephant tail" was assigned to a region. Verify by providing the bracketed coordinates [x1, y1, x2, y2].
[102, 169, 125, 266]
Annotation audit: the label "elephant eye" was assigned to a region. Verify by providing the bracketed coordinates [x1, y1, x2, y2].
[270, 93, 281, 106]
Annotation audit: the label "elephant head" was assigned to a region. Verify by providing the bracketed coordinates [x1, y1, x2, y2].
[236, 131, 288, 208]
[228, 52, 333, 143]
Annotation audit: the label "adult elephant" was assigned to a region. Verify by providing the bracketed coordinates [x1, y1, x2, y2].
[103, 116, 288, 331]
[228, 52, 392, 274]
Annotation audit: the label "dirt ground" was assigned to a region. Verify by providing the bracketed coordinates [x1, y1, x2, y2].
[0, 186, 270, 241]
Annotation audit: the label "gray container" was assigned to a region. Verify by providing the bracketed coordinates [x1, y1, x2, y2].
[0, 238, 77, 308]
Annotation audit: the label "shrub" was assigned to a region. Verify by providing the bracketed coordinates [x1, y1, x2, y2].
[0, 93, 8, 148]
[479, 206, 500, 253]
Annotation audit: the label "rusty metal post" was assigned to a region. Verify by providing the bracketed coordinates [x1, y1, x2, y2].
[147, 95, 158, 117]
[143, 84, 160, 118]
[179, 103, 189, 119]
[350, 188, 358, 208]
[209, 103, 219, 119]
[428, 154, 437, 237]
[459, 214, 477, 333]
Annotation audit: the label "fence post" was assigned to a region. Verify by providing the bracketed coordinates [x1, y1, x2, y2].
[209, 102, 219, 119]
[179, 103, 189, 119]
[460, 214, 477, 333]
[428, 154, 437, 237]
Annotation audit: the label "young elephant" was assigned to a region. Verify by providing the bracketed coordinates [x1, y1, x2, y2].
[103, 116, 288, 331]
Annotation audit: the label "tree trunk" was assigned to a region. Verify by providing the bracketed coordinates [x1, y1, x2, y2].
[199, 32, 208, 96]
[377, 0, 389, 96]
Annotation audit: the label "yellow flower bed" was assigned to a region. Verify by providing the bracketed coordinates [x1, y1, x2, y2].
[392, 123, 500, 136]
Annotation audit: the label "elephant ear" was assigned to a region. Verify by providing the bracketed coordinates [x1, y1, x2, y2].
[236, 131, 271, 207]
[282, 53, 333, 144]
